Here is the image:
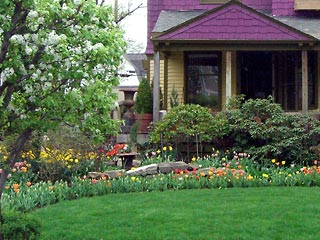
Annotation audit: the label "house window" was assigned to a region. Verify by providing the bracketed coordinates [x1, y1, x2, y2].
[185, 52, 221, 108]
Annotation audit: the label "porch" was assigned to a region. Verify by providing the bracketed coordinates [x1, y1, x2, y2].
[151, 49, 320, 119]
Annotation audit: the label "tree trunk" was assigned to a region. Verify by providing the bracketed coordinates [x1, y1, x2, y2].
[0, 128, 33, 240]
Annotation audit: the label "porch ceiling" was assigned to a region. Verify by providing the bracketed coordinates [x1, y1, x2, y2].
[152, 1, 320, 48]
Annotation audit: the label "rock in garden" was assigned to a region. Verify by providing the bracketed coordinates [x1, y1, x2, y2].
[126, 164, 158, 176]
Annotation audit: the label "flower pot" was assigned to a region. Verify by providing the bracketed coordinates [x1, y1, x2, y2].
[134, 113, 153, 133]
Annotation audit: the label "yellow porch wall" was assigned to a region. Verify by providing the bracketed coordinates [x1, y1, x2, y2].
[149, 58, 165, 108]
[167, 52, 185, 110]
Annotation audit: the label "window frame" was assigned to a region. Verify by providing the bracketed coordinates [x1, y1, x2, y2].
[184, 51, 222, 110]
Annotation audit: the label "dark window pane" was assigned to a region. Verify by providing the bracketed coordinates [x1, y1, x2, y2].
[186, 52, 220, 108]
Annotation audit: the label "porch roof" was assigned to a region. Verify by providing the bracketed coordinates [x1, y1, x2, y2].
[273, 16, 320, 40]
[152, 1, 320, 43]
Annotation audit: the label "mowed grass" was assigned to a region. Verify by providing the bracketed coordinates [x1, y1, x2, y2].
[30, 187, 320, 240]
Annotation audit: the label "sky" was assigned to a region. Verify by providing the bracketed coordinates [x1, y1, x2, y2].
[104, 0, 148, 86]
[105, 0, 148, 51]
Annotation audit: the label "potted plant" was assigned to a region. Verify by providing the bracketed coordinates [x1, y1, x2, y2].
[134, 78, 153, 133]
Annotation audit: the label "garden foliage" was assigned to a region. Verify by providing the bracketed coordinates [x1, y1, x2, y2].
[0, 0, 126, 221]
[149, 104, 219, 143]
[150, 96, 320, 164]
[134, 78, 153, 114]
[0, 211, 40, 240]
[225, 96, 320, 164]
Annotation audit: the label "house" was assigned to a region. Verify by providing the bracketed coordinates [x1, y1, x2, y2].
[145, 0, 320, 121]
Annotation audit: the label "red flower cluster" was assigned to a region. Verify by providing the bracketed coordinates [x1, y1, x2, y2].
[106, 144, 126, 156]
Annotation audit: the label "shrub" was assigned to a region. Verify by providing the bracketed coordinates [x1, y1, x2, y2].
[150, 104, 218, 143]
[225, 96, 320, 164]
[0, 211, 41, 239]
[134, 78, 153, 114]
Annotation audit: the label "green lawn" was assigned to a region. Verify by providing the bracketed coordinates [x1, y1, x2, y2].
[30, 187, 320, 240]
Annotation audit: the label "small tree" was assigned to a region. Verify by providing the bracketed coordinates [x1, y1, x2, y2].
[0, 0, 126, 233]
[134, 78, 153, 114]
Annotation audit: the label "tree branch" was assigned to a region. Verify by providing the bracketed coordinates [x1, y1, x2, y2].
[116, 3, 143, 24]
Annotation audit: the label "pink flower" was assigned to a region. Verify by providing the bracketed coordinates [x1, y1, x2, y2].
[91, 179, 99, 184]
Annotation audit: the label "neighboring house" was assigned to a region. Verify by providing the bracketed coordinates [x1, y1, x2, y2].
[115, 53, 147, 105]
[145, 0, 320, 121]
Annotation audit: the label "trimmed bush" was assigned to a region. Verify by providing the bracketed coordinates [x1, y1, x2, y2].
[150, 104, 218, 143]
[0, 211, 41, 239]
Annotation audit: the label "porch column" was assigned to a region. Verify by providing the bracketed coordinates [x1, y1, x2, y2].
[153, 51, 160, 122]
[226, 51, 232, 104]
[302, 50, 308, 113]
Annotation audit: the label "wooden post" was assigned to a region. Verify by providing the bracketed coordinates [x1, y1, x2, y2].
[226, 51, 232, 104]
[164, 56, 168, 110]
[272, 54, 276, 99]
[153, 51, 160, 122]
[302, 50, 308, 113]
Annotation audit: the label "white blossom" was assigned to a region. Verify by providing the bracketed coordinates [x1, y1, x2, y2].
[25, 85, 33, 94]
[1, 68, 14, 82]
[38, 17, 45, 25]
[25, 46, 33, 55]
[73, 0, 82, 6]
[43, 82, 52, 91]
[28, 10, 38, 20]
[43, 31, 61, 45]
[92, 43, 104, 51]
[10, 35, 25, 44]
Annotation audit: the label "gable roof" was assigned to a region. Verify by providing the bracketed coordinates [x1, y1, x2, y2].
[152, 1, 319, 42]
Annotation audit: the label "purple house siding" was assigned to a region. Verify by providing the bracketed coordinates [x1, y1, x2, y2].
[158, 4, 309, 41]
[146, 0, 316, 54]
[243, 0, 272, 12]
[272, 0, 295, 16]
[147, 0, 217, 54]
[146, 0, 274, 54]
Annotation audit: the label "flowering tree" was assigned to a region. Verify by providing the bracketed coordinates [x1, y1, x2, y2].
[0, 0, 126, 224]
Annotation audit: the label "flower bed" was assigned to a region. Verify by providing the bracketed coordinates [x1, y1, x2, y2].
[2, 146, 320, 212]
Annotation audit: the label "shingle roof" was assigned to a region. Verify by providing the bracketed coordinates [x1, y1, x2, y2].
[153, 10, 320, 40]
[153, 10, 205, 33]
[272, 16, 320, 40]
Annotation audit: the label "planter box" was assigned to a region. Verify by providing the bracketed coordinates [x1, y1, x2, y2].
[134, 113, 153, 133]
